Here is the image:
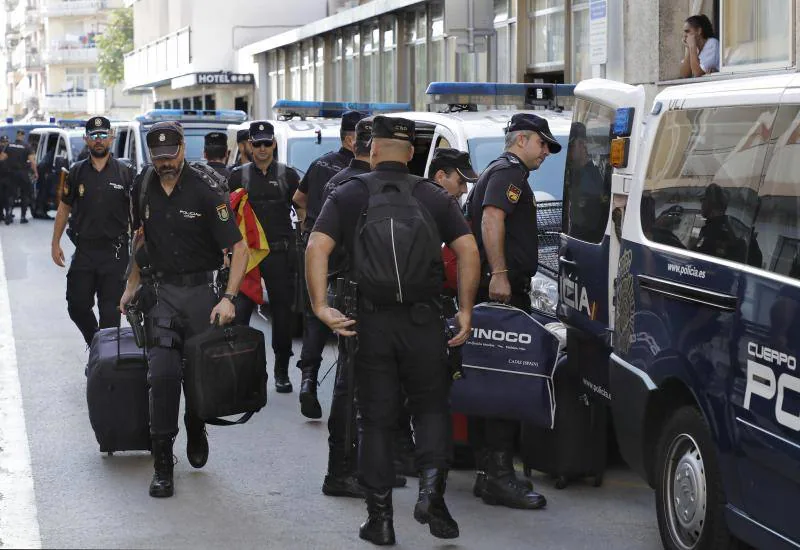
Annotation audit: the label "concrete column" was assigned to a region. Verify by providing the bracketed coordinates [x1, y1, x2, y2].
[658, 0, 692, 82]
[255, 53, 268, 119]
[512, 0, 526, 82]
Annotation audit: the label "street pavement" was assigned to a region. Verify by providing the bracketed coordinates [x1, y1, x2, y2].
[0, 213, 661, 549]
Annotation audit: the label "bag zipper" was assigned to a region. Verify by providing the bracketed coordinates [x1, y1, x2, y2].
[390, 218, 403, 303]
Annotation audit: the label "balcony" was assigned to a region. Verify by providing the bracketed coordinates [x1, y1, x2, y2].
[11, 45, 42, 70]
[42, 93, 88, 113]
[124, 26, 191, 90]
[41, 0, 113, 17]
[43, 45, 98, 64]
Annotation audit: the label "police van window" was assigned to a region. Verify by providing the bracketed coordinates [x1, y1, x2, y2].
[287, 137, 339, 176]
[751, 105, 800, 277]
[563, 100, 614, 242]
[114, 128, 128, 158]
[55, 137, 68, 160]
[69, 136, 84, 156]
[435, 136, 451, 149]
[641, 106, 777, 265]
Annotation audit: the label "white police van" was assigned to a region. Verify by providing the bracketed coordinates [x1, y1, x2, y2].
[397, 82, 574, 319]
[564, 74, 800, 549]
[226, 100, 411, 176]
[112, 109, 248, 173]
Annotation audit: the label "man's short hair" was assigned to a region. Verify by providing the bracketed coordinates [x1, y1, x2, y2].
[504, 130, 532, 151]
[204, 144, 227, 161]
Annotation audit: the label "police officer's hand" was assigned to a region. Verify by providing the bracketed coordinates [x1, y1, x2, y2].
[119, 286, 137, 314]
[489, 272, 512, 303]
[316, 306, 356, 337]
[51, 242, 65, 267]
[210, 298, 236, 325]
[448, 310, 472, 347]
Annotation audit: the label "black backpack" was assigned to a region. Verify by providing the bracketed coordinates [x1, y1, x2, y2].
[352, 175, 443, 305]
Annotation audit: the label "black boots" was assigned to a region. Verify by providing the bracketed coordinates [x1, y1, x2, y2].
[184, 414, 209, 469]
[482, 451, 547, 509]
[472, 449, 533, 498]
[413, 468, 459, 539]
[359, 488, 396, 546]
[298, 361, 322, 419]
[322, 444, 364, 498]
[274, 354, 293, 393]
[149, 437, 175, 498]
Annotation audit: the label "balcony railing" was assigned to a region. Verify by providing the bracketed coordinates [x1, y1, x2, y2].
[42, 93, 88, 113]
[124, 26, 191, 89]
[41, 0, 110, 17]
[43, 46, 98, 64]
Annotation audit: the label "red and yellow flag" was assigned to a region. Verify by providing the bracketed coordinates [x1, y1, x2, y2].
[230, 188, 269, 304]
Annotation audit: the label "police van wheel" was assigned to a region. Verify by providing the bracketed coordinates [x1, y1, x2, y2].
[655, 406, 739, 550]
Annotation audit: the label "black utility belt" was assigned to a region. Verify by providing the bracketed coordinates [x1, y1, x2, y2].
[77, 234, 129, 249]
[153, 270, 215, 287]
[358, 296, 441, 314]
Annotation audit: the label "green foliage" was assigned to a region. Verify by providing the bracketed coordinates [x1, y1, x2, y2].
[96, 7, 133, 87]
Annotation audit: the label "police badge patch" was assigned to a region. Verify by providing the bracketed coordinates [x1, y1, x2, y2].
[78, 184, 85, 197]
[216, 204, 229, 221]
[506, 184, 521, 204]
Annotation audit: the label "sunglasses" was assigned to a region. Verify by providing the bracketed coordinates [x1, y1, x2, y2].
[88, 132, 110, 140]
[251, 140, 274, 149]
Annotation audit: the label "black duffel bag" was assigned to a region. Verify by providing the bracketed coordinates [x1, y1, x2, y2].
[183, 321, 268, 426]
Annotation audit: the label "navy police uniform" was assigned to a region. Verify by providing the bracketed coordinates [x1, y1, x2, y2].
[228, 121, 300, 390]
[4, 135, 34, 222]
[61, 117, 134, 346]
[0, 136, 9, 220]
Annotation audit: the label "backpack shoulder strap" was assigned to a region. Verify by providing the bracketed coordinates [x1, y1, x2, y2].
[241, 162, 251, 191]
[275, 162, 290, 201]
[138, 165, 155, 223]
[189, 161, 229, 194]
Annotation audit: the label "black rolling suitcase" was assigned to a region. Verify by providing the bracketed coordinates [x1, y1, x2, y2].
[86, 327, 151, 454]
[521, 354, 607, 489]
[183, 323, 268, 426]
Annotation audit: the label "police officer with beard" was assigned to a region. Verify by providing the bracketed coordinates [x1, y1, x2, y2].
[308, 116, 480, 546]
[229, 121, 300, 393]
[50, 117, 134, 346]
[204, 132, 231, 180]
[234, 128, 251, 167]
[120, 120, 248, 498]
[293, 110, 365, 419]
[465, 113, 562, 511]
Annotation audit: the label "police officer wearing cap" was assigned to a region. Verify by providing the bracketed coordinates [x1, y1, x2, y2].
[465, 112, 562, 511]
[204, 131, 230, 180]
[292, 110, 365, 419]
[120, 120, 248, 498]
[51, 116, 134, 346]
[234, 128, 251, 167]
[308, 115, 480, 545]
[5, 129, 37, 224]
[0, 136, 9, 222]
[229, 121, 301, 393]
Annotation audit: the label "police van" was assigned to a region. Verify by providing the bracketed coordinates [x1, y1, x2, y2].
[563, 74, 800, 549]
[112, 109, 248, 173]
[398, 82, 574, 319]
[226, 100, 412, 176]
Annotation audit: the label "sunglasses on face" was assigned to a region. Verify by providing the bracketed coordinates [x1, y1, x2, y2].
[251, 140, 274, 149]
[88, 132, 110, 140]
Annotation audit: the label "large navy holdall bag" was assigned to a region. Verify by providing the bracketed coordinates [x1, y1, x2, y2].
[450, 303, 560, 429]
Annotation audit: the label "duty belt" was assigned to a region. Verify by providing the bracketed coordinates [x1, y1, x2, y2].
[358, 295, 441, 314]
[153, 270, 215, 287]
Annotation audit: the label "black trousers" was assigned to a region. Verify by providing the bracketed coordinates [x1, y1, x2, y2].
[7, 170, 31, 217]
[468, 285, 532, 456]
[356, 305, 451, 491]
[144, 282, 217, 437]
[328, 338, 357, 473]
[299, 308, 332, 374]
[234, 250, 293, 357]
[34, 172, 53, 214]
[0, 174, 8, 215]
[66, 242, 128, 346]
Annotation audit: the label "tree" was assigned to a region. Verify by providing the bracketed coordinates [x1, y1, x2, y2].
[96, 8, 133, 87]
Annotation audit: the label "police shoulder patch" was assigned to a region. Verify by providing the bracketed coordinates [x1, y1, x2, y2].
[506, 184, 521, 204]
[216, 204, 230, 222]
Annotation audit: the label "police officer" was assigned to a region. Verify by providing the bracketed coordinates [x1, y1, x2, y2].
[203, 131, 230, 180]
[0, 136, 9, 222]
[229, 121, 300, 393]
[308, 116, 480, 545]
[465, 113, 562, 510]
[293, 110, 365, 418]
[120, 120, 248, 498]
[234, 128, 251, 167]
[5, 130, 37, 224]
[50, 117, 134, 346]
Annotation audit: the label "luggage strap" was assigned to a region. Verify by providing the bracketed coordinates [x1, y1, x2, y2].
[203, 411, 255, 426]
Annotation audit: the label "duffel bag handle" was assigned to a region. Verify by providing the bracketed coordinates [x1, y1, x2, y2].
[204, 411, 255, 426]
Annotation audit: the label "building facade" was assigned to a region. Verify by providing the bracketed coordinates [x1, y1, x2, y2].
[122, 0, 329, 115]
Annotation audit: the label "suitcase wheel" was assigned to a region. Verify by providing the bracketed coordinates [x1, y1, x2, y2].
[593, 473, 604, 487]
[555, 476, 568, 490]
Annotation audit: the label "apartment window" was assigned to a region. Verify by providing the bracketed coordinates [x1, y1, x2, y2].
[361, 24, 380, 102]
[529, 0, 565, 70]
[182, 97, 190, 109]
[64, 67, 85, 92]
[721, 0, 792, 69]
[381, 17, 397, 102]
[570, 1, 591, 81]
[314, 38, 325, 100]
[171, 99, 180, 109]
[204, 95, 215, 110]
[154, 101, 162, 109]
[193, 96, 202, 110]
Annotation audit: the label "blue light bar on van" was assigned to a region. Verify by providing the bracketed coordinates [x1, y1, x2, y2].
[137, 109, 248, 123]
[273, 100, 412, 119]
[56, 119, 87, 129]
[425, 82, 575, 109]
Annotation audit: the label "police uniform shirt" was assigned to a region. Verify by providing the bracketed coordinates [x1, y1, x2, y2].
[132, 161, 242, 274]
[5, 139, 32, 171]
[61, 158, 133, 241]
[299, 147, 354, 224]
[314, 161, 470, 256]
[207, 161, 230, 180]
[321, 158, 371, 205]
[229, 162, 300, 243]
[468, 152, 538, 276]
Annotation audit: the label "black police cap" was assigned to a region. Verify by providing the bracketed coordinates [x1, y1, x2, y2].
[506, 113, 562, 154]
[341, 110, 366, 132]
[249, 121, 274, 143]
[236, 128, 250, 143]
[355, 116, 374, 143]
[86, 116, 111, 135]
[146, 121, 184, 160]
[430, 148, 478, 182]
[371, 115, 415, 142]
[204, 131, 227, 148]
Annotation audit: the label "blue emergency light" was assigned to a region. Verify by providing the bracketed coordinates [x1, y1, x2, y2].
[5, 117, 13, 124]
[56, 119, 88, 129]
[612, 108, 635, 137]
[137, 109, 248, 123]
[273, 100, 412, 120]
[425, 82, 575, 111]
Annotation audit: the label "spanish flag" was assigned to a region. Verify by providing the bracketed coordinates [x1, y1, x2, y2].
[230, 188, 269, 304]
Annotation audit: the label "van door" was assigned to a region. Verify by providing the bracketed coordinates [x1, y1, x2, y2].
[423, 125, 458, 177]
[558, 85, 644, 402]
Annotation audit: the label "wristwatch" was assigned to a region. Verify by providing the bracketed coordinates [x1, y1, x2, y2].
[223, 293, 237, 303]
